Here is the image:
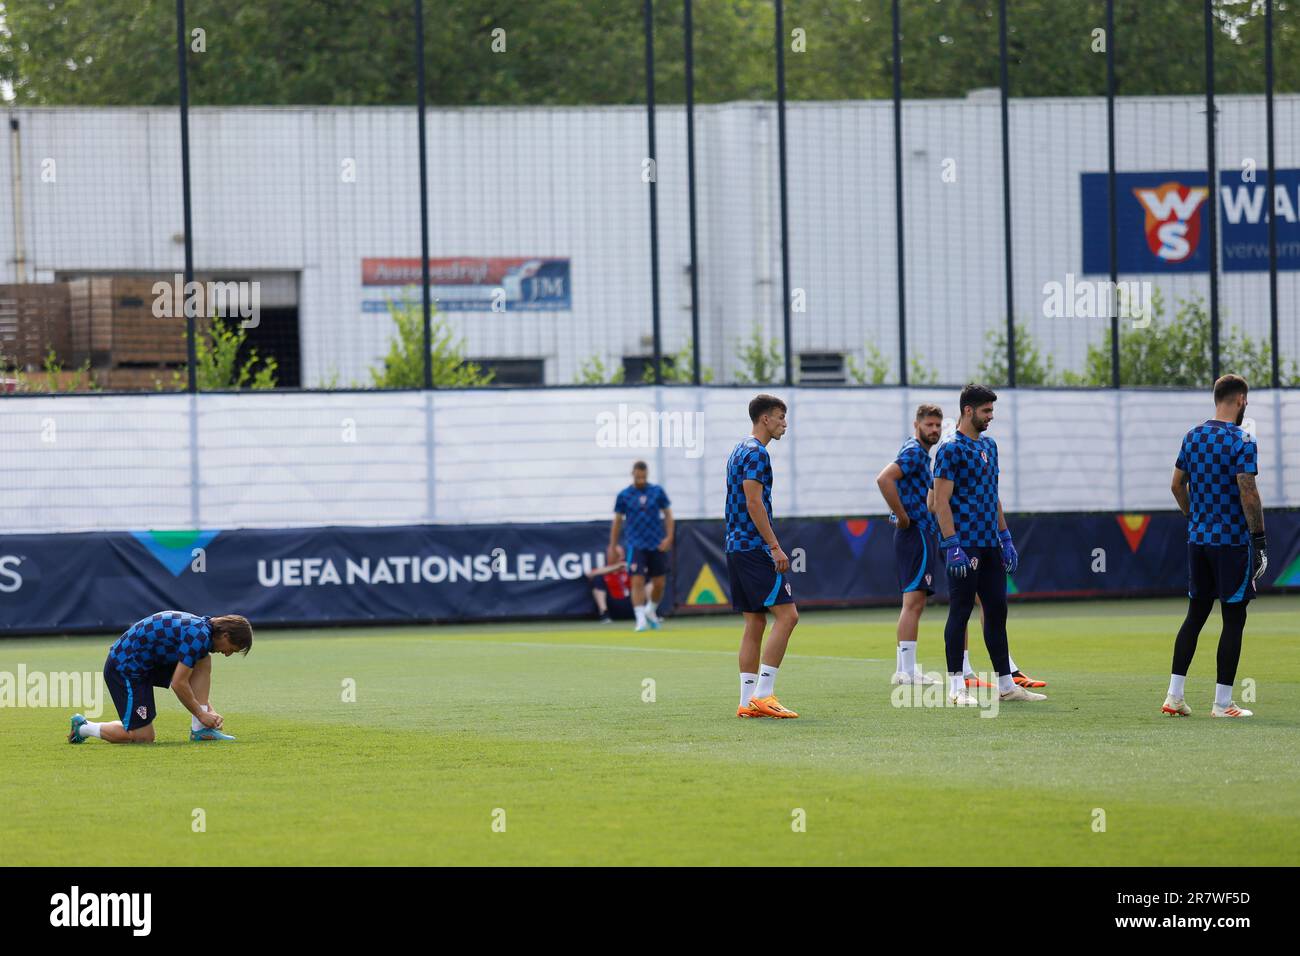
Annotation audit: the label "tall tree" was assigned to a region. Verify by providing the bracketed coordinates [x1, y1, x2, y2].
[0, 0, 1285, 106]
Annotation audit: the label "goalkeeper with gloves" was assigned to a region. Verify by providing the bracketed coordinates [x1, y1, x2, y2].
[1163, 374, 1268, 719]
[931, 384, 1046, 707]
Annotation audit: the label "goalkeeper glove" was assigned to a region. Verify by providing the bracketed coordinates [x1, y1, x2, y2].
[1251, 532, 1268, 583]
[940, 535, 971, 578]
[998, 528, 1018, 573]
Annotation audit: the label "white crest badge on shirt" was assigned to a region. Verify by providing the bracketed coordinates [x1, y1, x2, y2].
[980, 451, 989, 464]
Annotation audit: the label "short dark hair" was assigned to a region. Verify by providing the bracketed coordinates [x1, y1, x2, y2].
[1213, 374, 1248, 404]
[749, 394, 787, 423]
[211, 614, 253, 655]
[632, 461, 648, 472]
[958, 384, 998, 417]
[915, 403, 943, 421]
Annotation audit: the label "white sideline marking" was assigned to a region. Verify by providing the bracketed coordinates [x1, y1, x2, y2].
[432, 639, 885, 664]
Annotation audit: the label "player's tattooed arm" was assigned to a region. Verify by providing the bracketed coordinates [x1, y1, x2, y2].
[996, 499, 1008, 533]
[1170, 468, 1190, 517]
[1237, 473, 1266, 534]
[932, 477, 957, 539]
[660, 508, 674, 550]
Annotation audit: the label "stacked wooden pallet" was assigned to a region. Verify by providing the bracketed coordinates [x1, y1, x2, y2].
[0, 284, 72, 371]
[67, 277, 204, 388]
[67, 277, 115, 367]
[0, 277, 217, 390]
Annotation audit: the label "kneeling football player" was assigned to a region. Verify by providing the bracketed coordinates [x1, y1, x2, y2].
[68, 611, 252, 744]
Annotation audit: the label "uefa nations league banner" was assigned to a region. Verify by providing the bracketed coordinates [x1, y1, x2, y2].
[673, 512, 1300, 612]
[0, 523, 617, 635]
[1, 513, 1298, 634]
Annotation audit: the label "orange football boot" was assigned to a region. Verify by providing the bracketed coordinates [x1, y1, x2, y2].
[1012, 671, 1047, 688]
[737, 700, 764, 718]
[748, 695, 799, 718]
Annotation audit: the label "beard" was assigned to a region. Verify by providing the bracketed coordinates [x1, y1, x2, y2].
[1236, 406, 1246, 426]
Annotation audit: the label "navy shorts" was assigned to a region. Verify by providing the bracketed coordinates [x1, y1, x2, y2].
[895, 525, 940, 595]
[726, 548, 795, 614]
[1188, 543, 1256, 604]
[103, 658, 174, 730]
[628, 548, 669, 579]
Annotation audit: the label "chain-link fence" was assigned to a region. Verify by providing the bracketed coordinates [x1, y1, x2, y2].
[2, 0, 1298, 393]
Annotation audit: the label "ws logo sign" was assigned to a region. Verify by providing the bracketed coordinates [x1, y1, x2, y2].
[1082, 169, 1300, 273]
[1133, 182, 1209, 264]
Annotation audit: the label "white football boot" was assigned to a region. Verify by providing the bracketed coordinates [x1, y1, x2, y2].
[1211, 701, 1253, 718]
[999, 684, 1047, 702]
[891, 670, 940, 686]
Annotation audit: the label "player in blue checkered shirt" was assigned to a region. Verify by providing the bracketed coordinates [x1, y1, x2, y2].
[68, 611, 253, 744]
[877, 404, 945, 687]
[726, 394, 799, 720]
[609, 462, 674, 632]
[932, 385, 1046, 707]
[1163, 374, 1268, 719]
[879, 402, 1044, 694]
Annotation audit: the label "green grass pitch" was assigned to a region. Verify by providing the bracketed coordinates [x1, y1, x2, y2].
[3, 596, 1298, 866]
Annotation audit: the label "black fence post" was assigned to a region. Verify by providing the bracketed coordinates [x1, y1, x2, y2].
[644, 0, 663, 385]
[175, 0, 196, 393]
[1106, 0, 1120, 388]
[893, 0, 907, 387]
[998, 0, 1016, 387]
[775, 0, 793, 387]
[415, 0, 433, 390]
[1204, 0, 1220, 381]
[1266, 0, 1280, 388]
[684, 0, 701, 385]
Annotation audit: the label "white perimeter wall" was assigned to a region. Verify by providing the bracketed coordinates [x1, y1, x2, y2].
[1, 387, 1297, 533]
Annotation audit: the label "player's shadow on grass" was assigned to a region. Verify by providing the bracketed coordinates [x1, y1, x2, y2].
[117, 741, 241, 748]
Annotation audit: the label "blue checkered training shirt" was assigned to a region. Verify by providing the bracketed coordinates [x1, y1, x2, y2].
[1175, 420, 1258, 547]
[107, 611, 212, 680]
[893, 436, 938, 537]
[614, 483, 672, 551]
[933, 431, 1001, 549]
[725, 437, 773, 553]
